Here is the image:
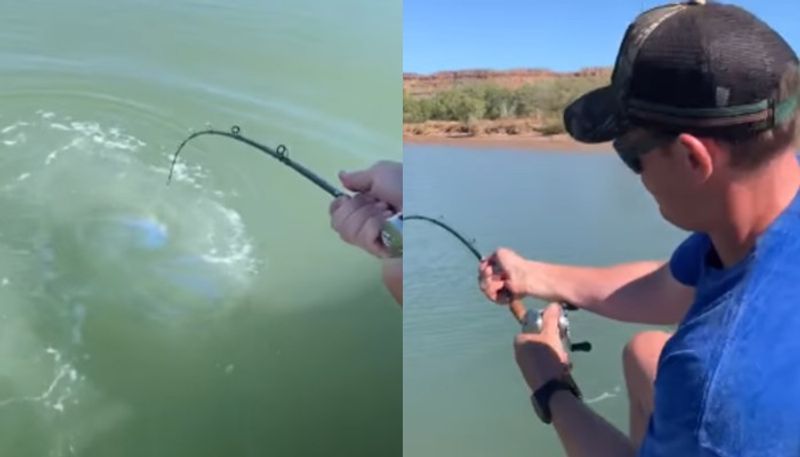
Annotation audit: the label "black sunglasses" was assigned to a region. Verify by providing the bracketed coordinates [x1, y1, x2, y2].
[612, 130, 676, 173]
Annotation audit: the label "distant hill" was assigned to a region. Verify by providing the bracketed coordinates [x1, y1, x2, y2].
[403, 67, 612, 97]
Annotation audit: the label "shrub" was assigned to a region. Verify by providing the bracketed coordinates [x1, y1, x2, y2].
[402, 74, 609, 126]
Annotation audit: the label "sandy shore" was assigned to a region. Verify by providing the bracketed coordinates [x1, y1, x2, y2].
[403, 132, 613, 152]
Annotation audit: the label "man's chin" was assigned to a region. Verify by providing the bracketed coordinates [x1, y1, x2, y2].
[659, 206, 696, 231]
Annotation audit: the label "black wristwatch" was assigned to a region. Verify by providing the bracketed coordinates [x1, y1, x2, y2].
[531, 375, 582, 424]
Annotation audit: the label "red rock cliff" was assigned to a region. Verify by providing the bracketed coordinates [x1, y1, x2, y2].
[403, 67, 611, 97]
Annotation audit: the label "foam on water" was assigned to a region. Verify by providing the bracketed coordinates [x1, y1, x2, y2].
[1, 121, 29, 134]
[1, 110, 259, 319]
[2, 130, 26, 146]
[0, 109, 266, 455]
[585, 385, 622, 405]
[0, 347, 82, 414]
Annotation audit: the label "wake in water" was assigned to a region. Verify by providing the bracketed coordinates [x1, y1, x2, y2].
[0, 109, 259, 318]
[584, 385, 622, 405]
[0, 109, 263, 455]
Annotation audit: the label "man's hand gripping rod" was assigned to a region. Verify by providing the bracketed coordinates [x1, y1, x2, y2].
[490, 259, 592, 353]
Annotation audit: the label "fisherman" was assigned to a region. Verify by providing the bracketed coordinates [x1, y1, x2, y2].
[479, 2, 800, 456]
[329, 160, 403, 305]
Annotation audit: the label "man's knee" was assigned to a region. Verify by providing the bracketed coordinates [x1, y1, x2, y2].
[622, 331, 671, 380]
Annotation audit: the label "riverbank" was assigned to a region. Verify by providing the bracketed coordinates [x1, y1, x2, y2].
[403, 119, 613, 152]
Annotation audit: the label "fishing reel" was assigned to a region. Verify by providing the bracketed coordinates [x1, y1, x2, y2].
[515, 302, 592, 353]
[512, 301, 589, 402]
[490, 259, 591, 354]
[380, 213, 403, 258]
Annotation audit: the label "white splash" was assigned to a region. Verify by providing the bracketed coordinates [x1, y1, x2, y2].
[45, 347, 61, 363]
[150, 161, 205, 189]
[67, 121, 145, 151]
[0, 348, 81, 413]
[2, 132, 27, 146]
[200, 205, 256, 274]
[585, 385, 622, 405]
[45, 137, 83, 166]
[49, 123, 71, 131]
[1, 121, 29, 134]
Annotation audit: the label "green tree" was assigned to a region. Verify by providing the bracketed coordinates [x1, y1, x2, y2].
[482, 85, 515, 120]
[429, 89, 486, 123]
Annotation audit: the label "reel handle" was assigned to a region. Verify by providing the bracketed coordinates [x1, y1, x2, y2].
[508, 297, 529, 325]
[562, 302, 579, 311]
[570, 341, 592, 353]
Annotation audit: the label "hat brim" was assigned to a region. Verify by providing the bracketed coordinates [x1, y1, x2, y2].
[564, 85, 626, 143]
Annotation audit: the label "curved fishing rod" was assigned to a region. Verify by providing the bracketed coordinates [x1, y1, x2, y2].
[404, 214, 589, 352]
[167, 125, 403, 257]
[403, 215, 482, 261]
[167, 125, 344, 198]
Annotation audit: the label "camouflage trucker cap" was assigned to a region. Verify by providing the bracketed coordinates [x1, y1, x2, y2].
[564, 1, 800, 143]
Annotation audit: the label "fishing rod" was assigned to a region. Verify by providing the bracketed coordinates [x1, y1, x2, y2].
[403, 215, 482, 260]
[167, 125, 403, 257]
[404, 214, 591, 353]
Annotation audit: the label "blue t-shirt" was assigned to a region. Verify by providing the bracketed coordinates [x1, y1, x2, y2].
[639, 191, 800, 457]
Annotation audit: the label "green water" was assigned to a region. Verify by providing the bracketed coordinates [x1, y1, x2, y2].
[0, 1, 401, 455]
[403, 146, 686, 457]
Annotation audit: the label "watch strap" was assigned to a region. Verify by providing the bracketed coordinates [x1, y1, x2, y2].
[532, 375, 581, 424]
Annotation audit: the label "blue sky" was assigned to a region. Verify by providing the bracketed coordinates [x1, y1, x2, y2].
[403, 0, 800, 74]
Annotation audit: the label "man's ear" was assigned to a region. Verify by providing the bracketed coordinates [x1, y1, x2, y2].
[677, 133, 715, 182]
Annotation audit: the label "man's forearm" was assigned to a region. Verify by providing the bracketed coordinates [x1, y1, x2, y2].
[382, 258, 402, 305]
[531, 260, 662, 307]
[529, 260, 685, 324]
[549, 390, 636, 457]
